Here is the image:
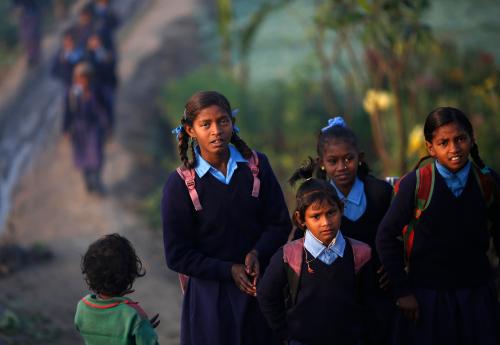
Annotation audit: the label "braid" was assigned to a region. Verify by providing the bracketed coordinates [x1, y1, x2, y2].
[470, 143, 486, 169]
[189, 139, 197, 169]
[230, 132, 253, 159]
[289, 157, 318, 186]
[177, 125, 190, 168]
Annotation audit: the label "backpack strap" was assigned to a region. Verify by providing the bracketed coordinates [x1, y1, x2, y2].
[282, 236, 371, 307]
[247, 150, 260, 198]
[176, 166, 202, 211]
[283, 238, 304, 307]
[402, 163, 435, 262]
[346, 237, 372, 274]
[178, 273, 190, 295]
[472, 164, 495, 208]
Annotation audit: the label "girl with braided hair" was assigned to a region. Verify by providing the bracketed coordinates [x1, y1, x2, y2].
[377, 106, 500, 345]
[161, 91, 291, 345]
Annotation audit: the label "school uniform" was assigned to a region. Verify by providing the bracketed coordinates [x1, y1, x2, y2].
[92, 5, 120, 51]
[257, 230, 369, 345]
[376, 161, 500, 345]
[75, 294, 158, 345]
[51, 47, 85, 87]
[13, 0, 41, 66]
[331, 176, 394, 344]
[162, 146, 291, 345]
[64, 85, 110, 190]
[84, 48, 118, 128]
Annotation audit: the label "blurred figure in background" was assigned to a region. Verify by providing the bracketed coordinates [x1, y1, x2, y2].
[72, 4, 95, 50]
[12, 0, 41, 67]
[64, 62, 111, 195]
[84, 32, 117, 131]
[92, 0, 120, 51]
[51, 28, 84, 89]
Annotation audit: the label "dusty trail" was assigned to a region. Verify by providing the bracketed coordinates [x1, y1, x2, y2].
[0, 0, 203, 344]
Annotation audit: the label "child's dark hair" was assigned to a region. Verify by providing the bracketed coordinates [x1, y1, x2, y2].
[420, 106, 485, 170]
[290, 160, 343, 230]
[316, 121, 370, 180]
[81, 233, 145, 296]
[175, 91, 252, 168]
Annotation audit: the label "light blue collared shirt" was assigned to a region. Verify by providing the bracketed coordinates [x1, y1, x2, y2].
[435, 160, 471, 197]
[331, 177, 367, 221]
[194, 145, 247, 184]
[304, 229, 346, 265]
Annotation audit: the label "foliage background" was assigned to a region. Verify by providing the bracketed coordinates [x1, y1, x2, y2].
[148, 0, 500, 228]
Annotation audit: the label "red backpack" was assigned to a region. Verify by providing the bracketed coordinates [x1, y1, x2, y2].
[394, 161, 497, 263]
[175, 150, 261, 293]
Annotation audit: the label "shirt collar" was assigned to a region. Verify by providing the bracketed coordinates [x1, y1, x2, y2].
[435, 160, 471, 185]
[194, 145, 247, 178]
[304, 229, 345, 258]
[331, 177, 364, 206]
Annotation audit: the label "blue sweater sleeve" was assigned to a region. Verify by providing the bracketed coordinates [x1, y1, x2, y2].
[161, 172, 233, 281]
[253, 153, 292, 262]
[256, 248, 288, 340]
[376, 171, 416, 298]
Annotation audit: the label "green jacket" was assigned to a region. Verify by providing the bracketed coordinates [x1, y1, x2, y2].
[75, 294, 159, 345]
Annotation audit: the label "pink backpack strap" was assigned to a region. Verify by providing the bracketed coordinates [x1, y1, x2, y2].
[247, 150, 260, 198]
[346, 237, 372, 274]
[283, 238, 304, 277]
[178, 273, 190, 294]
[176, 166, 202, 211]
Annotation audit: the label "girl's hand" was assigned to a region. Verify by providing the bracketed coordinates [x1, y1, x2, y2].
[245, 249, 260, 287]
[231, 264, 256, 296]
[149, 313, 160, 328]
[377, 265, 391, 291]
[396, 294, 419, 322]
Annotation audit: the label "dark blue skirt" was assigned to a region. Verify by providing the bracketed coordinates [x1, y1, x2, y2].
[391, 282, 499, 345]
[181, 277, 280, 345]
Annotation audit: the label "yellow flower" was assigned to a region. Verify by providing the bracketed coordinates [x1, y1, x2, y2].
[363, 89, 394, 114]
[407, 125, 426, 157]
[484, 75, 497, 91]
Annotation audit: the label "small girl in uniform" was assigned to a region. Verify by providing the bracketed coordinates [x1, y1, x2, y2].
[291, 116, 394, 344]
[64, 62, 111, 194]
[162, 91, 292, 345]
[75, 233, 160, 345]
[257, 173, 372, 345]
[376, 107, 500, 345]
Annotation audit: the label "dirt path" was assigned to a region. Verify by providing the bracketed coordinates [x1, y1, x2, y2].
[0, 0, 203, 344]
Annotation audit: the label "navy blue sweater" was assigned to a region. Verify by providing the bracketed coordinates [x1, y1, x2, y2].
[162, 152, 292, 282]
[342, 175, 392, 269]
[376, 164, 500, 298]
[257, 242, 368, 345]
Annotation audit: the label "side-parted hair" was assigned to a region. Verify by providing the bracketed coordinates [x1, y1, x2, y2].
[175, 91, 252, 169]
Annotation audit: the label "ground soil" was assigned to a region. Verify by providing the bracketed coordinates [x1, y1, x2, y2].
[0, 0, 205, 343]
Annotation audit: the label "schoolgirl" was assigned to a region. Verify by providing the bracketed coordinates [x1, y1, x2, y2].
[376, 107, 500, 345]
[257, 174, 372, 345]
[161, 91, 292, 345]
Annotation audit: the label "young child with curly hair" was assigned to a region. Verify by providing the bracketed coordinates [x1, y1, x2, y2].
[75, 233, 160, 345]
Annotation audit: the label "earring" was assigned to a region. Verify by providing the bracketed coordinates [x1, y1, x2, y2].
[321, 166, 325, 171]
[358, 162, 362, 166]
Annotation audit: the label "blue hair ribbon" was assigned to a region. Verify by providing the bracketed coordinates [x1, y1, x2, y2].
[172, 125, 183, 136]
[321, 116, 346, 132]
